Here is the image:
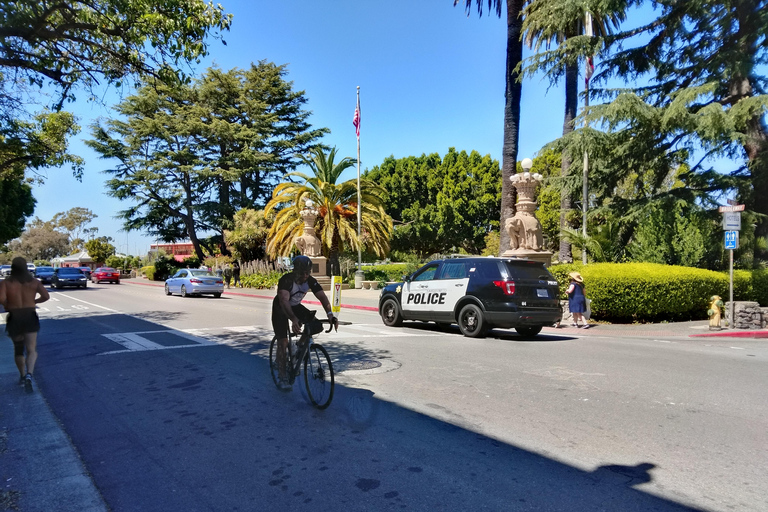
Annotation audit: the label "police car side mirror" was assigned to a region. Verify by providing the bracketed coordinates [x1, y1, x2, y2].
[403, 274, 411, 282]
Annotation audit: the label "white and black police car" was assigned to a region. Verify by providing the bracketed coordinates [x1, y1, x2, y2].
[378, 256, 561, 338]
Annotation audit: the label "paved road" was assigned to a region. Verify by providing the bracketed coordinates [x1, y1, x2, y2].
[1, 280, 767, 511]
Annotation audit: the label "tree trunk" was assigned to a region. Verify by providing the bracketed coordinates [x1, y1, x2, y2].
[499, 0, 525, 255]
[559, 60, 579, 263]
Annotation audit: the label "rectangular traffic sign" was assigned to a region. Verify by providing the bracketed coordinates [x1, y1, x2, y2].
[725, 230, 739, 250]
[722, 211, 741, 230]
[718, 204, 745, 212]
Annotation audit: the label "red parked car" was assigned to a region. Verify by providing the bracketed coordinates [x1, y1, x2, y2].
[92, 267, 121, 284]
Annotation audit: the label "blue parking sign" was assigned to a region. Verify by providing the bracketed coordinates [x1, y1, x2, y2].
[724, 230, 738, 249]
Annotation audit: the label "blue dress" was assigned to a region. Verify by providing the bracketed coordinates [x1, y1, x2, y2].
[567, 281, 587, 313]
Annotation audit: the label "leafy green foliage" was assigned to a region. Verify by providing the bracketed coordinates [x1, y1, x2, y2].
[7, 217, 69, 261]
[84, 237, 115, 265]
[224, 209, 271, 262]
[627, 200, 718, 268]
[0, 0, 232, 107]
[266, 147, 392, 274]
[151, 254, 178, 281]
[87, 63, 326, 260]
[239, 271, 283, 289]
[0, 177, 35, 245]
[0, 110, 84, 181]
[365, 148, 501, 257]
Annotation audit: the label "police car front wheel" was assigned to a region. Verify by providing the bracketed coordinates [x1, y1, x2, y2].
[458, 304, 487, 338]
[380, 298, 403, 327]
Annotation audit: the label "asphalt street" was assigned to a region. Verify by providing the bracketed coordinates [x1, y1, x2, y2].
[1, 279, 767, 511]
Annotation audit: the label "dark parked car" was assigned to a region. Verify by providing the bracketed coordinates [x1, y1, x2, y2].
[78, 267, 93, 279]
[51, 267, 88, 289]
[378, 257, 561, 338]
[35, 266, 56, 284]
[92, 267, 120, 284]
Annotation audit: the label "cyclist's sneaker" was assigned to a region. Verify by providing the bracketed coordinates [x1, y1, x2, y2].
[18, 375, 25, 386]
[24, 373, 34, 393]
[278, 378, 293, 392]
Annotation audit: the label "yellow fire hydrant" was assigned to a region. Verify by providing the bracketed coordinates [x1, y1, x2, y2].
[707, 295, 724, 330]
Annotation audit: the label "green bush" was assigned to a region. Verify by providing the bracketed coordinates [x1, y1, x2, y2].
[240, 270, 283, 289]
[142, 265, 155, 281]
[152, 254, 178, 281]
[548, 262, 768, 323]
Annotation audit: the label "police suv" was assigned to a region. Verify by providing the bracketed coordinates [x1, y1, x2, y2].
[378, 257, 561, 338]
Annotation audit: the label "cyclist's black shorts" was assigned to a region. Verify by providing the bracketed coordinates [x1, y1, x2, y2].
[272, 299, 315, 339]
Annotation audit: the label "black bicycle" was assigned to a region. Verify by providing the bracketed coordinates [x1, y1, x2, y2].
[269, 313, 335, 409]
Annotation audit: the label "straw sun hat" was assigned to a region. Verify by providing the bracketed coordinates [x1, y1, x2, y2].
[568, 272, 584, 283]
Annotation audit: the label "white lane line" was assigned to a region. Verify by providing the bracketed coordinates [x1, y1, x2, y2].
[56, 293, 119, 312]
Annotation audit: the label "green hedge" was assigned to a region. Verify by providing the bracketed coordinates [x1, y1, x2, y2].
[141, 265, 155, 281]
[549, 262, 768, 323]
[240, 271, 282, 289]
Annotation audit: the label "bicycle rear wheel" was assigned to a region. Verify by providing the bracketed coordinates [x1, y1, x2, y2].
[304, 343, 334, 409]
[269, 337, 290, 389]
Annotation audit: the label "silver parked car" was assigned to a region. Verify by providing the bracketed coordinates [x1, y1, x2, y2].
[164, 269, 224, 298]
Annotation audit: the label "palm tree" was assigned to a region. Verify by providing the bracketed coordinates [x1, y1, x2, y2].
[265, 146, 392, 274]
[522, 0, 627, 262]
[456, 0, 526, 255]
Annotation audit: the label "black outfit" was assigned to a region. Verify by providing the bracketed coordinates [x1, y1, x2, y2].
[271, 273, 323, 339]
[232, 261, 241, 286]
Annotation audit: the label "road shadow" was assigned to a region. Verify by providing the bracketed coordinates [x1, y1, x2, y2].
[33, 314, 704, 512]
[398, 320, 579, 342]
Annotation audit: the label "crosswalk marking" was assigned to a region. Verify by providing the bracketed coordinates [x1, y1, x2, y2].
[98, 323, 450, 355]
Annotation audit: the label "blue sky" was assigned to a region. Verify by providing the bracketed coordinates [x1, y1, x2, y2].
[31, 0, 591, 256]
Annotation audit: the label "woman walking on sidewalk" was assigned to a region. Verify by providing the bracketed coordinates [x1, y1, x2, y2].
[566, 272, 589, 329]
[0, 257, 50, 392]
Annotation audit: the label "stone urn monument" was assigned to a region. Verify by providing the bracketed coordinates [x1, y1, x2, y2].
[501, 159, 553, 267]
[294, 200, 329, 276]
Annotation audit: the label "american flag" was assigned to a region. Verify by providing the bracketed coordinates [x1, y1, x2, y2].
[353, 99, 360, 139]
[584, 12, 594, 87]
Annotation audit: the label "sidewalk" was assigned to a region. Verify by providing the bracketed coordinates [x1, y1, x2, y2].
[0, 352, 108, 511]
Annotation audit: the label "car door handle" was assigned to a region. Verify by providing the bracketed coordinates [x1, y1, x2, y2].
[455, 284, 464, 287]
[417, 285, 428, 289]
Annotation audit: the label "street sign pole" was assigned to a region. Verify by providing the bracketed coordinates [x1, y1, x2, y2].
[729, 249, 734, 329]
[720, 203, 745, 329]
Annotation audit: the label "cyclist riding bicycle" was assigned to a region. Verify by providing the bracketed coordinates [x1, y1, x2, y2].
[272, 255, 338, 391]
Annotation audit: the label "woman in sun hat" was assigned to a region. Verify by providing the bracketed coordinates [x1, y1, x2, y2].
[566, 271, 589, 329]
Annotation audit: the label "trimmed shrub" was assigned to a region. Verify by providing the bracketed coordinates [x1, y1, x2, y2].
[239, 270, 283, 289]
[142, 265, 155, 281]
[549, 262, 768, 323]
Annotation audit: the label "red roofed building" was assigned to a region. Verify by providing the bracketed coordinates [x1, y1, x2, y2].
[150, 242, 194, 262]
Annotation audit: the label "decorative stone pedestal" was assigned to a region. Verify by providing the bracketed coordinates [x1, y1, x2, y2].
[501, 249, 553, 267]
[502, 163, 552, 266]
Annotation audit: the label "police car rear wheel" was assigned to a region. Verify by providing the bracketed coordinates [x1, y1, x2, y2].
[458, 304, 487, 338]
[515, 326, 542, 338]
[381, 298, 403, 327]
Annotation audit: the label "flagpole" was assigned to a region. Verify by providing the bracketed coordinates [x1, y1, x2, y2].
[355, 86, 363, 286]
[582, 12, 593, 265]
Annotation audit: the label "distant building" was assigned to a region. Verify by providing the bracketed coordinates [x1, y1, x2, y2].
[52, 251, 95, 269]
[150, 242, 194, 262]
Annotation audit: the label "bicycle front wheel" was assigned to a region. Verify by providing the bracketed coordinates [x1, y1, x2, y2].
[304, 344, 334, 409]
[269, 337, 290, 389]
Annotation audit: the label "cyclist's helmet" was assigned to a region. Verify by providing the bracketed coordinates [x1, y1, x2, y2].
[292, 255, 312, 274]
